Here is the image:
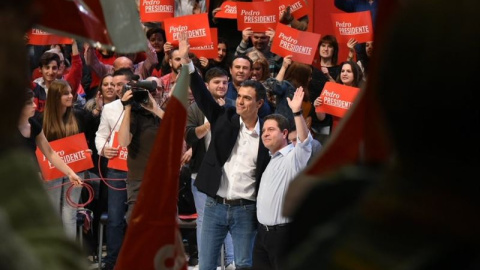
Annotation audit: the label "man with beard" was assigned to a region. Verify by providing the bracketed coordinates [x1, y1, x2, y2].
[157, 48, 183, 110]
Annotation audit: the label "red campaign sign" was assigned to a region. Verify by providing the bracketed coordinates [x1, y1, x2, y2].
[236, 1, 278, 32]
[35, 133, 93, 181]
[164, 13, 212, 46]
[214, 1, 237, 19]
[139, 0, 174, 23]
[331, 11, 373, 43]
[279, 0, 309, 20]
[315, 82, 360, 118]
[271, 23, 321, 65]
[107, 132, 129, 172]
[190, 28, 218, 59]
[27, 29, 73, 45]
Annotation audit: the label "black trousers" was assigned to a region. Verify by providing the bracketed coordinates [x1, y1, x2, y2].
[252, 223, 290, 270]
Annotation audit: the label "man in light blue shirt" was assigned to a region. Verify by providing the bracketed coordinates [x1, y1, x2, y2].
[254, 86, 313, 270]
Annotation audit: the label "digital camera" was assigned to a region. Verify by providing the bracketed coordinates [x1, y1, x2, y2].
[122, 80, 157, 104]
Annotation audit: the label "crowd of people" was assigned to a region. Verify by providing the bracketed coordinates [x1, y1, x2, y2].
[22, 1, 377, 270]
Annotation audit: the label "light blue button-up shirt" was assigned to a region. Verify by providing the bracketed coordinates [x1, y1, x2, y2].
[257, 133, 313, 225]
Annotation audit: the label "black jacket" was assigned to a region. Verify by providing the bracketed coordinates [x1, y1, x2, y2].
[189, 70, 270, 198]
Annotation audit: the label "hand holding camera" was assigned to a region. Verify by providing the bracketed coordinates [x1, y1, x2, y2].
[121, 89, 133, 108]
[122, 79, 158, 105]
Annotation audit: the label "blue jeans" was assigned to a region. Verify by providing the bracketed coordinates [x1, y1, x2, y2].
[104, 169, 127, 267]
[192, 179, 234, 266]
[200, 196, 257, 270]
[44, 174, 83, 239]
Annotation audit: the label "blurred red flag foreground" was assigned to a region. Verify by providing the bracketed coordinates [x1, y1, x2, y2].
[115, 65, 191, 270]
[32, 0, 147, 53]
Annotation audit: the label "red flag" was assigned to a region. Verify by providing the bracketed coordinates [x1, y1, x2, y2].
[27, 29, 73, 45]
[115, 65, 190, 269]
[33, 0, 147, 53]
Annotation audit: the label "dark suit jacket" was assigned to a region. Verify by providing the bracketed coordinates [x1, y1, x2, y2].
[190, 70, 270, 198]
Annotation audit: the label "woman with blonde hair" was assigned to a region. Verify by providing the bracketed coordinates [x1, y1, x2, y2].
[43, 79, 90, 239]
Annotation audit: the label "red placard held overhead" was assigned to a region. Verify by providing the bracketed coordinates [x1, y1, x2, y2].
[271, 23, 321, 65]
[315, 82, 360, 118]
[139, 0, 174, 23]
[190, 28, 218, 59]
[214, 1, 237, 19]
[236, 1, 278, 32]
[35, 133, 93, 181]
[27, 29, 73, 45]
[107, 132, 129, 172]
[164, 13, 212, 46]
[279, 0, 309, 19]
[331, 11, 373, 43]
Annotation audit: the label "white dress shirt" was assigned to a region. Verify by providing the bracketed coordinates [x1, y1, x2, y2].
[257, 133, 313, 225]
[217, 118, 260, 201]
[95, 99, 125, 155]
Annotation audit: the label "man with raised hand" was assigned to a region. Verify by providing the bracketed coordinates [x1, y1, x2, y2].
[179, 32, 270, 270]
[253, 87, 313, 270]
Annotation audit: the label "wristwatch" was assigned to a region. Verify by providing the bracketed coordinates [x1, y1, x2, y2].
[293, 110, 303, 117]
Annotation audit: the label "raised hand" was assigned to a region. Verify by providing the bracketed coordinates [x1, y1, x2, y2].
[265, 27, 275, 42]
[347, 38, 358, 51]
[282, 55, 293, 69]
[178, 31, 190, 64]
[287, 86, 304, 113]
[242, 27, 253, 42]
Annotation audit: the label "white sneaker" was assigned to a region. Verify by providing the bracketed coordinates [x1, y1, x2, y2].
[225, 262, 235, 270]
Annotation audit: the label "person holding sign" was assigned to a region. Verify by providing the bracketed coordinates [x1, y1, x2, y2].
[19, 89, 83, 191]
[314, 60, 363, 131]
[235, 27, 282, 77]
[310, 35, 341, 144]
[42, 80, 92, 239]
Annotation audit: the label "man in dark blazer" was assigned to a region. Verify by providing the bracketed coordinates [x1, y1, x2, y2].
[185, 67, 235, 268]
[180, 33, 270, 270]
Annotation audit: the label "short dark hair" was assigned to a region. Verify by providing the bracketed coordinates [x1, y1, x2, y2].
[218, 37, 228, 49]
[319, 35, 339, 65]
[230, 55, 253, 69]
[24, 89, 34, 103]
[39, 52, 60, 68]
[205, 67, 228, 83]
[264, 114, 290, 133]
[112, 68, 134, 81]
[146, 27, 166, 42]
[240, 80, 266, 102]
